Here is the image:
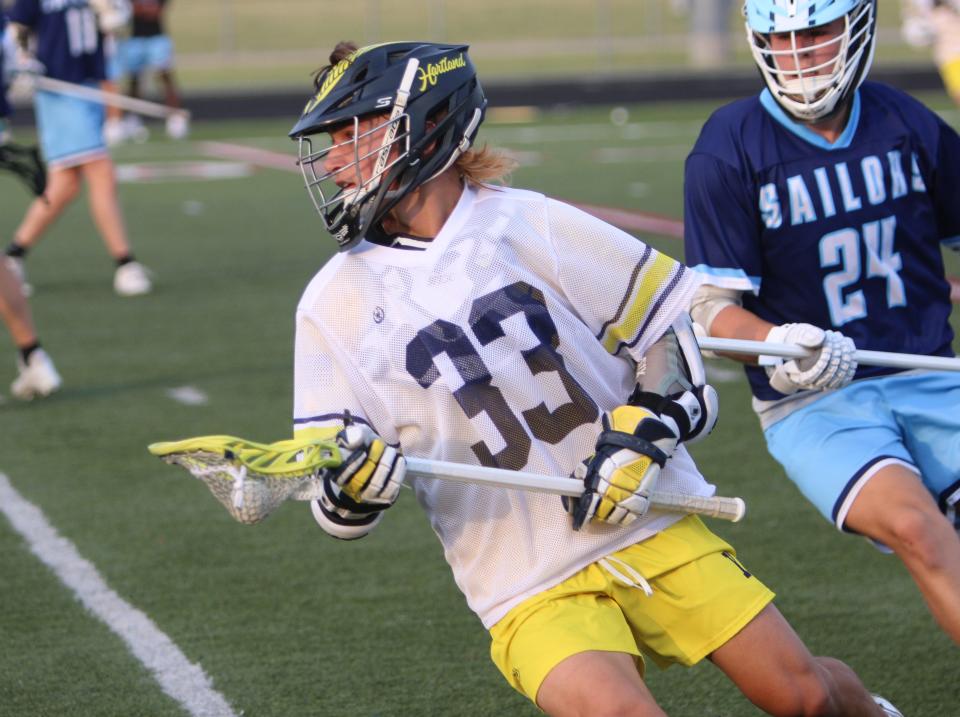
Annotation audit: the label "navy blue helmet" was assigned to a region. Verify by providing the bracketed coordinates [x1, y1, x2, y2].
[290, 42, 487, 250]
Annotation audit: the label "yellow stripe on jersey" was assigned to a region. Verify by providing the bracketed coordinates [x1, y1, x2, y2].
[600, 251, 679, 354]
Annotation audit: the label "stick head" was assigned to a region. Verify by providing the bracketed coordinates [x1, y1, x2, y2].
[148, 436, 343, 524]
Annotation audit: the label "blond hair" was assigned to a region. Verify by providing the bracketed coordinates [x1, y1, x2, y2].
[456, 144, 518, 188]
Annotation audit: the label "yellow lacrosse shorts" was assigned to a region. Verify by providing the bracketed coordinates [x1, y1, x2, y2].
[489, 516, 774, 705]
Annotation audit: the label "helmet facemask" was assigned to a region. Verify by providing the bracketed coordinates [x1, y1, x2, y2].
[747, 0, 875, 122]
[297, 113, 412, 250]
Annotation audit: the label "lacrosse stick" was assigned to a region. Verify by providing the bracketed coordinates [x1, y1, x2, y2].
[148, 436, 746, 525]
[0, 141, 46, 196]
[697, 336, 960, 373]
[27, 74, 190, 121]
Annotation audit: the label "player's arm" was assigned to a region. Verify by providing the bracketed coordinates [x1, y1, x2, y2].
[565, 316, 719, 530]
[696, 289, 857, 395]
[684, 151, 856, 396]
[294, 310, 405, 540]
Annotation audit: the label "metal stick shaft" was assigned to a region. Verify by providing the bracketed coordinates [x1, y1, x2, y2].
[698, 336, 960, 373]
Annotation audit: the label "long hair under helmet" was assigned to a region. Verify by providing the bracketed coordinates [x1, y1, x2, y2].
[289, 42, 487, 250]
[744, 0, 877, 122]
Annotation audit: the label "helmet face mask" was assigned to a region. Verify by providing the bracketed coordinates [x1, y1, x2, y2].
[290, 42, 487, 250]
[297, 113, 412, 248]
[744, 0, 876, 122]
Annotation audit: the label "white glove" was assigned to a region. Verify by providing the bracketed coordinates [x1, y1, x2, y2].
[565, 403, 679, 530]
[328, 424, 405, 506]
[762, 323, 857, 395]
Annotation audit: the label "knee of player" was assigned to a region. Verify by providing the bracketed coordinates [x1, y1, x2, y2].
[584, 695, 666, 717]
[883, 505, 953, 565]
[762, 676, 835, 717]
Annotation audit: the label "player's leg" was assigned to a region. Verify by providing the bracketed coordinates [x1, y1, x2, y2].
[0, 258, 61, 399]
[80, 156, 131, 259]
[537, 651, 664, 717]
[845, 464, 960, 643]
[80, 156, 152, 296]
[764, 376, 960, 644]
[488, 556, 665, 717]
[709, 604, 882, 716]
[10, 165, 83, 250]
[0, 255, 37, 345]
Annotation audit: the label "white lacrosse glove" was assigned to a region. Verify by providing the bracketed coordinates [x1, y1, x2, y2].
[328, 424, 406, 506]
[565, 402, 680, 530]
[762, 323, 857, 395]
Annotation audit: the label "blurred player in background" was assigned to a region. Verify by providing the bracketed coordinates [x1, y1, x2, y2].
[0, 13, 60, 400]
[114, 0, 185, 140]
[684, 0, 960, 645]
[900, 0, 960, 107]
[4, 0, 152, 297]
[287, 39, 899, 717]
[0, 253, 62, 400]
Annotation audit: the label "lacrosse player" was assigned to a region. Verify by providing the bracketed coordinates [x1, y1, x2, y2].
[685, 0, 960, 647]
[3, 0, 151, 297]
[114, 0, 185, 140]
[900, 0, 960, 107]
[0, 17, 60, 400]
[287, 40, 898, 716]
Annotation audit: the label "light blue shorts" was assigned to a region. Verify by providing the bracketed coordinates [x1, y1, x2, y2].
[34, 88, 107, 168]
[117, 35, 174, 74]
[763, 372, 960, 531]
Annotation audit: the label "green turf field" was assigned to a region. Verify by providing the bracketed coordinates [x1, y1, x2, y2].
[1, 96, 958, 717]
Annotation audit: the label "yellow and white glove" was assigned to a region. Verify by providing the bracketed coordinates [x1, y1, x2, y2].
[328, 424, 405, 505]
[565, 407, 671, 531]
[762, 323, 857, 395]
[312, 424, 406, 540]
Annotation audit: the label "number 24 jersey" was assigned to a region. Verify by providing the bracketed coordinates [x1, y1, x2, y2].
[685, 82, 960, 401]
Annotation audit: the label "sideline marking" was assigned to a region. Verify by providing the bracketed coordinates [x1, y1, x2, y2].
[166, 385, 210, 406]
[0, 473, 237, 717]
[116, 161, 253, 183]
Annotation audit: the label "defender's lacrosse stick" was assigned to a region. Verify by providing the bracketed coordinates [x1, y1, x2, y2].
[149, 436, 746, 525]
[28, 75, 190, 121]
[697, 336, 960, 373]
[0, 142, 46, 196]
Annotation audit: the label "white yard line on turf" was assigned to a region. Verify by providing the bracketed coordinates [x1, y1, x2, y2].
[166, 385, 210, 406]
[0, 474, 237, 717]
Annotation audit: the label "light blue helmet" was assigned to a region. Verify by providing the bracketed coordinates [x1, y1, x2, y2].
[743, 0, 876, 121]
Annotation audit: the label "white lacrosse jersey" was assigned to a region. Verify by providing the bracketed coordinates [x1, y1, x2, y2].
[293, 184, 713, 628]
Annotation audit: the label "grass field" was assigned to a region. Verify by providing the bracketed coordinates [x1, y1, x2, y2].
[1, 95, 959, 717]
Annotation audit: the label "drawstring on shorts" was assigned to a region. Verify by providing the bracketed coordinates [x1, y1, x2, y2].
[598, 555, 654, 596]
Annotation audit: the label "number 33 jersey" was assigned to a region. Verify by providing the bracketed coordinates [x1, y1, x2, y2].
[293, 184, 711, 627]
[684, 82, 960, 401]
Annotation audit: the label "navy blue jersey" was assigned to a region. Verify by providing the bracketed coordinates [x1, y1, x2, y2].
[685, 82, 960, 400]
[0, 13, 9, 118]
[8, 0, 105, 84]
